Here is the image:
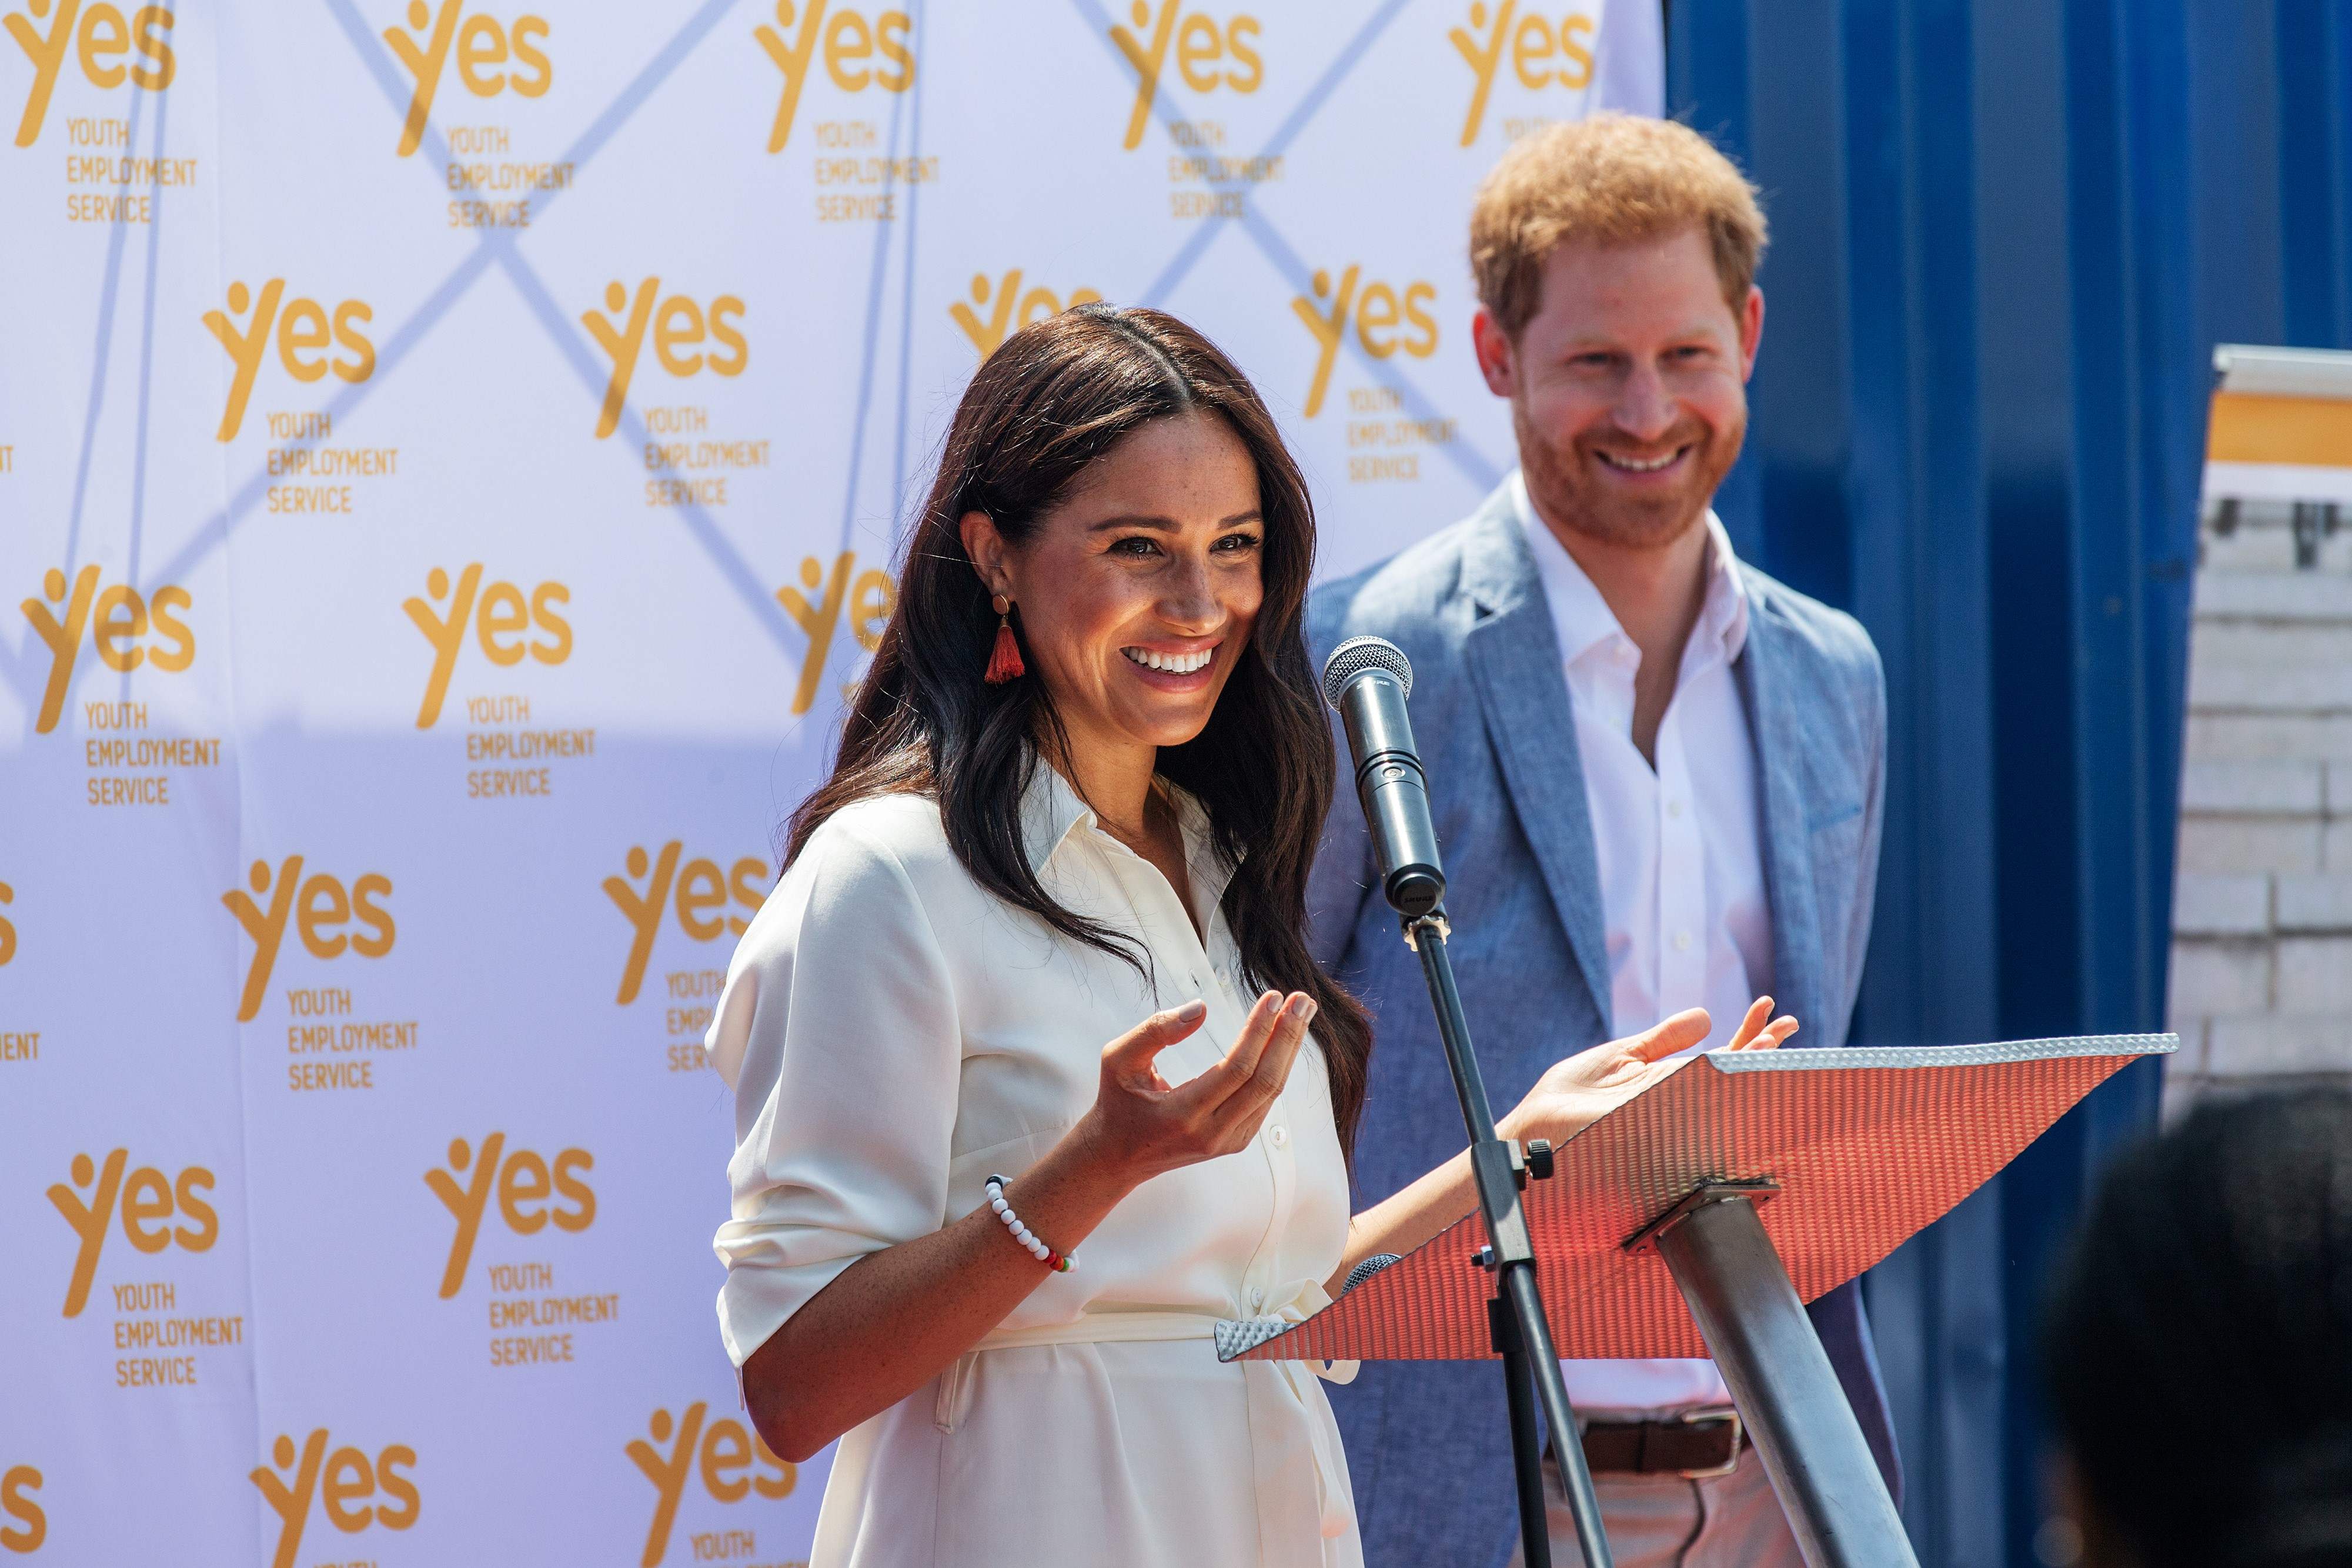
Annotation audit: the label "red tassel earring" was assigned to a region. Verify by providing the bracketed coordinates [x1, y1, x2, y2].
[984, 593, 1025, 684]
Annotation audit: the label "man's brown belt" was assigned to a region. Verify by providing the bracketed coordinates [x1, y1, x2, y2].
[1568, 1410, 1746, 1478]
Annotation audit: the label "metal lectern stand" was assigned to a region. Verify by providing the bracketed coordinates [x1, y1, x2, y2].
[1216, 1033, 2177, 1568]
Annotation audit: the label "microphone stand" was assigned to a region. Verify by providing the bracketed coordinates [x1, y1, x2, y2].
[1404, 908, 1612, 1568]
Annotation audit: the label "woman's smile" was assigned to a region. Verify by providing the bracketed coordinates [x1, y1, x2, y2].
[1119, 638, 1221, 687]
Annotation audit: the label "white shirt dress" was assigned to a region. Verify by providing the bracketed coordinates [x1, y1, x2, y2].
[709, 763, 1361, 1567]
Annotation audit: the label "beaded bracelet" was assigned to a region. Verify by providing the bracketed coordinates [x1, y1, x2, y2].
[983, 1174, 1077, 1273]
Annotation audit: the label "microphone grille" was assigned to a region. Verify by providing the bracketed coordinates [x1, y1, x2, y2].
[1321, 636, 1412, 708]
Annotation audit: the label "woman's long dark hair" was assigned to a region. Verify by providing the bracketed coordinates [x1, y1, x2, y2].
[783, 303, 1374, 1161]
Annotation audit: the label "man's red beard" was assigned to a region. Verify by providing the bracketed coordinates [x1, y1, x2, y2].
[1514, 402, 1745, 550]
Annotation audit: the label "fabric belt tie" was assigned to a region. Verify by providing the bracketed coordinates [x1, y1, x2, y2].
[972, 1288, 1358, 1544]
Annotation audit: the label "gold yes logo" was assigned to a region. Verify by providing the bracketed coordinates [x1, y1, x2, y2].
[403, 563, 572, 728]
[4, 0, 174, 148]
[46, 1149, 218, 1318]
[777, 550, 893, 715]
[222, 857, 395, 1024]
[627, 1402, 795, 1568]
[1111, 0, 1261, 151]
[0, 1466, 42, 1556]
[604, 845, 766, 1005]
[1291, 266, 1438, 417]
[203, 280, 376, 442]
[951, 270, 1102, 362]
[383, 0, 550, 158]
[250, 1430, 419, 1568]
[583, 278, 747, 439]
[754, 0, 912, 153]
[424, 1132, 593, 1297]
[0, 881, 15, 969]
[1449, 1, 1594, 146]
[19, 564, 193, 735]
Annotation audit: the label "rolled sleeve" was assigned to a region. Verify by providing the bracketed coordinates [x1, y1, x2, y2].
[710, 820, 961, 1366]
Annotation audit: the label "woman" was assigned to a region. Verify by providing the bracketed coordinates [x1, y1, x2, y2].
[708, 304, 1795, 1567]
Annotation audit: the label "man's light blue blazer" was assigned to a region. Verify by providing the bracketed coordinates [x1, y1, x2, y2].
[1307, 482, 1901, 1568]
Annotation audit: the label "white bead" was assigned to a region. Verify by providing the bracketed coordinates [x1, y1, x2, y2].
[990, 1196, 1008, 1213]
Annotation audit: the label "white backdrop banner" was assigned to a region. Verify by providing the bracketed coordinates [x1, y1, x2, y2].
[0, 3, 1656, 1562]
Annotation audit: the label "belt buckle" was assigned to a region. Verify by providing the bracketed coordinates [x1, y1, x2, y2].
[1675, 1406, 1743, 1480]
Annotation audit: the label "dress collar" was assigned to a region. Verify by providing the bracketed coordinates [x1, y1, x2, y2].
[1509, 470, 1751, 670]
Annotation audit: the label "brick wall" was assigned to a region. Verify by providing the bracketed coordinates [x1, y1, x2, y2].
[2166, 499, 2352, 1115]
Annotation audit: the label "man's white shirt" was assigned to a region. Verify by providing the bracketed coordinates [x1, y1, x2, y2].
[1511, 472, 1772, 1416]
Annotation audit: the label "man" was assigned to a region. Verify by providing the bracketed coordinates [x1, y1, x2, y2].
[1308, 115, 1899, 1567]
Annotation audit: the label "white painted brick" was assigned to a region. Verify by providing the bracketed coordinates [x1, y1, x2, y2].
[2177, 760, 2324, 814]
[2204, 1013, 2352, 1076]
[2275, 936, 2352, 1011]
[2192, 621, 2352, 667]
[2188, 660, 2352, 713]
[2194, 571, 2352, 621]
[2167, 940, 2273, 1014]
[2277, 875, 2352, 932]
[2199, 526, 2301, 573]
[2328, 822, 2352, 874]
[2332, 763, 2352, 814]
[2171, 872, 2271, 935]
[2160, 1072, 2207, 1126]
[2177, 818, 2321, 874]
[2184, 714, 2352, 762]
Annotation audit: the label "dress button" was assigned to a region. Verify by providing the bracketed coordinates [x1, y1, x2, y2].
[1250, 1287, 1266, 1311]
[1666, 798, 1684, 819]
[1673, 930, 1694, 952]
[1270, 1125, 1289, 1148]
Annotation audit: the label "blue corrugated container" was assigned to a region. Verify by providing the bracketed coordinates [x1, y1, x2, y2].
[1665, 2, 2352, 1562]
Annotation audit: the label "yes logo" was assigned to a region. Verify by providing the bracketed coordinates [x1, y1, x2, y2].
[249, 1430, 419, 1568]
[603, 845, 766, 1005]
[47, 1149, 218, 1317]
[1291, 266, 1438, 417]
[582, 279, 747, 439]
[0, 881, 15, 968]
[0, 1466, 42, 1554]
[222, 857, 395, 1024]
[753, 0, 913, 154]
[202, 280, 376, 442]
[383, 0, 550, 158]
[21, 564, 194, 734]
[950, 270, 1103, 362]
[1110, 0, 1261, 151]
[424, 1132, 593, 1297]
[777, 551, 894, 715]
[5, 1, 175, 148]
[1449, 1, 1593, 146]
[403, 563, 573, 728]
[627, 1403, 795, 1568]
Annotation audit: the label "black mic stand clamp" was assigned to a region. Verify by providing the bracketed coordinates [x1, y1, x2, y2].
[1404, 909, 1613, 1568]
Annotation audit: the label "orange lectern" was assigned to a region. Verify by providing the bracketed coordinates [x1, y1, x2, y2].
[1218, 1034, 2178, 1568]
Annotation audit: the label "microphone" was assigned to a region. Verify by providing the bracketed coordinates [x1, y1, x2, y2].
[1320, 636, 1445, 917]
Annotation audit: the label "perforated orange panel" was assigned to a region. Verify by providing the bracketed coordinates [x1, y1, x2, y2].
[1237, 1035, 2175, 1364]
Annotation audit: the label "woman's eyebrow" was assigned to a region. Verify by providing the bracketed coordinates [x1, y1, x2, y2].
[1085, 510, 1263, 532]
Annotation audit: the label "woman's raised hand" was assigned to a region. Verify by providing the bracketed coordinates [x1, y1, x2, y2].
[1081, 991, 1317, 1185]
[1498, 997, 1798, 1148]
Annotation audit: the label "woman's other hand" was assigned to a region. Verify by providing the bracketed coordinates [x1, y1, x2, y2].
[1077, 991, 1317, 1186]
[1497, 997, 1798, 1147]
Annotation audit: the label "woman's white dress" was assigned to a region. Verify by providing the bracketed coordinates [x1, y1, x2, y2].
[709, 764, 1361, 1567]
